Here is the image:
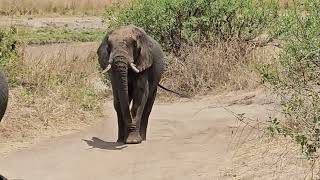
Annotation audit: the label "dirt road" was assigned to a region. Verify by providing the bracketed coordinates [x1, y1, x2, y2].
[0, 90, 309, 180]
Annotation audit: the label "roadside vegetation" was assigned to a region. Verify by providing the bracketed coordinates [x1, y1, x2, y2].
[0, 0, 128, 16]
[260, 0, 320, 163]
[0, 28, 109, 147]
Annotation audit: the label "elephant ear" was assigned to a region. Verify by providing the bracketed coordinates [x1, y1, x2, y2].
[133, 27, 153, 72]
[97, 32, 111, 70]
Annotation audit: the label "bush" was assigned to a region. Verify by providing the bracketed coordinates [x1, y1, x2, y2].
[0, 28, 21, 86]
[260, 0, 320, 158]
[0, 28, 18, 67]
[161, 40, 257, 96]
[104, 0, 278, 54]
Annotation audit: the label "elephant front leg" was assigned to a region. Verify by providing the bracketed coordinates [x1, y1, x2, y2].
[126, 79, 149, 144]
[114, 99, 125, 142]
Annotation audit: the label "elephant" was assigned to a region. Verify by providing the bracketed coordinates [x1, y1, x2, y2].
[0, 174, 8, 180]
[0, 70, 8, 122]
[97, 25, 166, 144]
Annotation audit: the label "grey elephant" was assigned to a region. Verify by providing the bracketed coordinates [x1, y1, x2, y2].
[0, 70, 8, 122]
[97, 25, 167, 144]
[0, 174, 8, 180]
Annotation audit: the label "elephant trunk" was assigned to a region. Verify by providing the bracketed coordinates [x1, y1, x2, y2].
[112, 60, 134, 131]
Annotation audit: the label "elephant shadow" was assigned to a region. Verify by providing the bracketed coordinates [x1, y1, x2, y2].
[82, 137, 127, 151]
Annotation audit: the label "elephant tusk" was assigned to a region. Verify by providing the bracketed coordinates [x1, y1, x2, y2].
[102, 64, 111, 74]
[130, 63, 140, 73]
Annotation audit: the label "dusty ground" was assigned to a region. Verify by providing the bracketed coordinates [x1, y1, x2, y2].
[0, 90, 313, 180]
[24, 41, 99, 61]
[0, 16, 104, 30]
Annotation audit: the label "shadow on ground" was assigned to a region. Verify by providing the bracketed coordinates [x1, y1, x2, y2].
[82, 137, 127, 150]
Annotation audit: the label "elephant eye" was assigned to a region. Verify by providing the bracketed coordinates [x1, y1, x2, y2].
[107, 42, 112, 52]
[133, 40, 137, 48]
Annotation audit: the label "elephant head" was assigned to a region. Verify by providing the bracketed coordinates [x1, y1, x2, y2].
[97, 25, 153, 74]
[0, 70, 8, 122]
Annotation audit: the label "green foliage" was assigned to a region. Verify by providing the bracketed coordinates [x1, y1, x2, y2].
[0, 27, 18, 67]
[260, 0, 320, 158]
[104, 0, 278, 53]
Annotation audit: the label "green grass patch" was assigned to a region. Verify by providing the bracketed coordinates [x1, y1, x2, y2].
[0, 28, 18, 67]
[15, 27, 105, 44]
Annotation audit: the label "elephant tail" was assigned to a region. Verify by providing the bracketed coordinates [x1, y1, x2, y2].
[157, 84, 191, 98]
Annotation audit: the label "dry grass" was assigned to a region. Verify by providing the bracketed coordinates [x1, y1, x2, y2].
[0, 0, 128, 16]
[226, 134, 320, 179]
[160, 39, 265, 98]
[0, 42, 110, 150]
[0, 0, 292, 16]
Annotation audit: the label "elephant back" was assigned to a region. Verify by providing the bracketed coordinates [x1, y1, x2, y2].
[0, 70, 8, 121]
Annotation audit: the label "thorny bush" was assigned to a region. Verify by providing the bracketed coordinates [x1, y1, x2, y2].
[260, 0, 320, 159]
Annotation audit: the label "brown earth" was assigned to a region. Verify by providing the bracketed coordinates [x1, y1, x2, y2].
[0, 90, 314, 180]
[0, 16, 105, 30]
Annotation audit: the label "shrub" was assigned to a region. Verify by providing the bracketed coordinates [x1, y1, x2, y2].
[260, 0, 320, 158]
[104, 0, 278, 54]
[161, 40, 257, 96]
[0, 28, 18, 67]
[0, 28, 21, 86]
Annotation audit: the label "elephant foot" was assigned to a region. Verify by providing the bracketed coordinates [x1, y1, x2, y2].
[141, 133, 146, 141]
[140, 129, 147, 141]
[125, 131, 142, 144]
[117, 137, 125, 143]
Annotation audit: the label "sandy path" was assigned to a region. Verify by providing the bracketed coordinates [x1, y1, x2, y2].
[0, 91, 307, 180]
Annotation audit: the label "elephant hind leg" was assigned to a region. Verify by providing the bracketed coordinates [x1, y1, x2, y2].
[140, 89, 157, 141]
[126, 77, 149, 144]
